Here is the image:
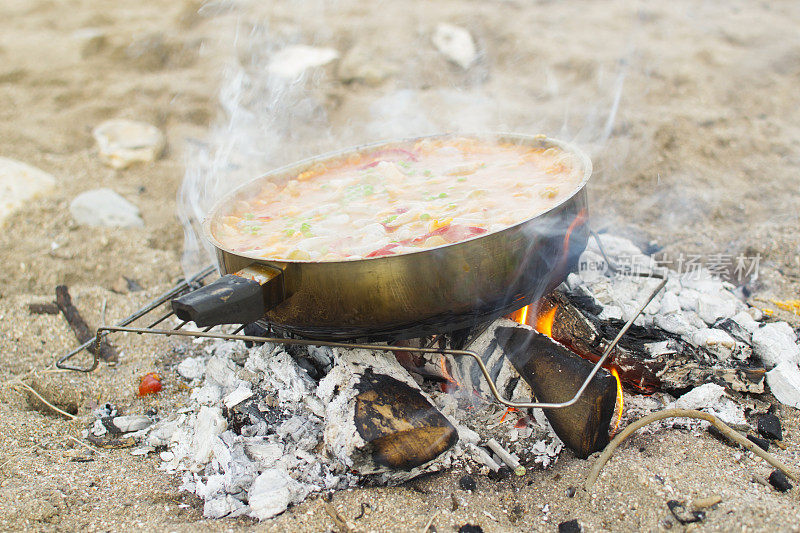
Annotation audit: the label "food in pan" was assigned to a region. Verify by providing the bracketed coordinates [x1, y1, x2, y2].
[210, 136, 583, 261]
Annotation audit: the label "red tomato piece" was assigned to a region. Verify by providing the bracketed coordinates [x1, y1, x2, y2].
[138, 372, 162, 396]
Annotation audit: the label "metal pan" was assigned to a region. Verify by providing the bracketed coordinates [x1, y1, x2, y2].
[172, 133, 591, 340]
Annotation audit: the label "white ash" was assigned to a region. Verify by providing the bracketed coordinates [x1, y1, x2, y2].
[574, 233, 800, 407]
[126, 337, 552, 521]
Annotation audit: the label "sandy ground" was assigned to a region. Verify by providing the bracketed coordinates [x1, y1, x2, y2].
[0, 0, 799, 531]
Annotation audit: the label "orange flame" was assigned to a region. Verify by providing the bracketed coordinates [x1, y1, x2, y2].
[439, 355, 459, 393]
[610, 367, 624, 435]
[536, 307, 557, 337]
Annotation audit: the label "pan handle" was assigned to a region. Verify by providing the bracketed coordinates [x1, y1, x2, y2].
[171, 264, 284, 327]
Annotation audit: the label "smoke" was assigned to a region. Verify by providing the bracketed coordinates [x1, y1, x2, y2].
[178, 0, 639, 275]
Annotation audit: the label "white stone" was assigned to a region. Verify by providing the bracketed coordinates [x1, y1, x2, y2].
[248, 468, 305, 520]
[751, 322, 800, 369]
[159, 450, 175, 461]
[112, 415, 152, 433]
[92, 119, 165, 169]
[0, 157, 56, 226]
[674, 383, 725, 410]
[268, 45, 339, 79]
[69, 188, 144, 228]
[697, 293, 738, 325]
[223, 384, 253, 409]
[766, 361, 800, 408]
[432, 23, 477, 69]
[177, 356, 206, 381]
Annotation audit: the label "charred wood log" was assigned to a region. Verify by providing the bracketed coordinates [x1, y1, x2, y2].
[448, 319, 616, 459]
[318, 349, 458, 477]
[495, 325, 617, 458]
[539, 289, 765, 394]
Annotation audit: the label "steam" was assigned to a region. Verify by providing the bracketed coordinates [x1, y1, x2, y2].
[178, 1, 638, 275]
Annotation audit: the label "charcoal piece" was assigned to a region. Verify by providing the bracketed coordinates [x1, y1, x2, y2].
[667, 500, 705, 524]
[487, 466, 512, 481]
[558, 519, 582, 533]
[746, 434, 769, 451]
[768, 470, 793, 492]
[55, 285, 118, 362]
[757, 413, 783, 441]
[458, 525, 484, 533]
[354, 370, 458, 470]
[458, 475, 477, 491]
[496, 326, 617, 458]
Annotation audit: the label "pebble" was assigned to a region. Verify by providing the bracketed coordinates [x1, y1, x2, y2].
[159, 450, 175, 461]
[751, 322, 800, 369]
[692, 495, 722, 509]
[558, 519, 582, 533]
[0, 157, 56, 226]
[757, 413, 783, 441]
[765, 361, 800, 408]
[768, 470, 793, 492]
[92, 119, 165, 169]
[458, 475, 477, 491]
[267, 45, 339, 79]
[69, 188, 144, 228]
[432, 23, 477, 69]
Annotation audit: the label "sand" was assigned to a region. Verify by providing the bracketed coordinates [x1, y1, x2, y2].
[0, 0, 798, 531]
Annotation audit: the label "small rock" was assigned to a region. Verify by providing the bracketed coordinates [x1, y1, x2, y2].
[768, 470, 793, 492]
[432, 23, 477, 69]
[746, 434, 769, 451]
[692, 495, 722, 509]
[268, 45, 339, 79]
[159, 450, 175, 461]
[757, 413, 783, 441]
[458, 525, 484, 533]
[0, 157, 56, 226]
[177, 356, 206, 381]
[111, 415, 152, 433]
[459, 475, 477, 491]
[93, 119, 165, 169]
[751, 322, 800, 369]
[558, 519, 582, 533]
[765, 361, 800, 408]
[667, 500, 705, 524]
[69, 188, 144, 228]
[566, 486, 577, 498]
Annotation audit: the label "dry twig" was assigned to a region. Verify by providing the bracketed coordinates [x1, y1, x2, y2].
[12, 380, 76, 420]
[324, 501, 355, 533]
[420, 515, 435, 533]
[585, 408, 799, 490]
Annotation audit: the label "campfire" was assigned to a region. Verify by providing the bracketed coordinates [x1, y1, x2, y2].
[58, 232, 798, 521]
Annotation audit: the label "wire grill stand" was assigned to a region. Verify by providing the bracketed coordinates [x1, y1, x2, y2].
[56, 235, 666, 410]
